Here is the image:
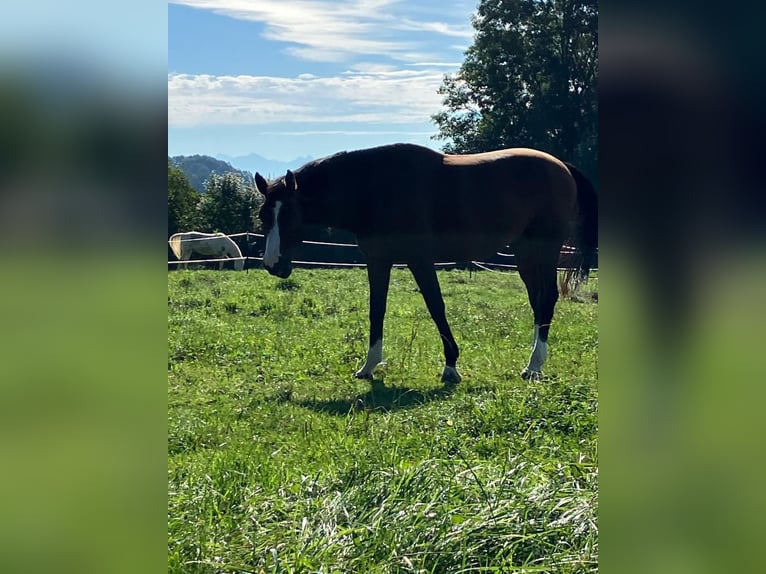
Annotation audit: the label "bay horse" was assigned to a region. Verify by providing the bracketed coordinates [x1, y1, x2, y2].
[168, 231, 246, 271]
[254, 144, 597, 382]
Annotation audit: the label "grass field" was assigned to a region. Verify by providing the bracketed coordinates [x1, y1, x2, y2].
[168, 268, 598, 573]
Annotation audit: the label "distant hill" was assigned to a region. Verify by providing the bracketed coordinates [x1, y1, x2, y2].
[215, 153, 313, 179]
[169, 155, 251, 193]
[169, 153, 315, 192]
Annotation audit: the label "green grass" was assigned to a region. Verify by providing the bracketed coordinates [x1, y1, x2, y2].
[168, 268, 598, 573]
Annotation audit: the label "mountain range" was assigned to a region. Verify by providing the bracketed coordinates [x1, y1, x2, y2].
[169, 153, 313, 193]
[215, 153, 314, 179]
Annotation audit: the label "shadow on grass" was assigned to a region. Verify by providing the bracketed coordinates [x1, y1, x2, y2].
[292, 377, 459, 415]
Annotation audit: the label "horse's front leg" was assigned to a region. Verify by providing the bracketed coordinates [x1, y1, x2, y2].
[407, 260, 461, 384]
[355, 257, 393, 379]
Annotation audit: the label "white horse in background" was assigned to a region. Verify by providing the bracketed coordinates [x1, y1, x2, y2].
[169, 232, 245, 270]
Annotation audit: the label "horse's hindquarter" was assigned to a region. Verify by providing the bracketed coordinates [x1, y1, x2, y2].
[441, 149, 577, 243]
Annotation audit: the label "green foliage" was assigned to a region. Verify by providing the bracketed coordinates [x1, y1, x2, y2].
[169, 268, 598, 572]
[168, 162, 200, 236]
[196, 172, 263, 234]
[433, 0, 597, 177]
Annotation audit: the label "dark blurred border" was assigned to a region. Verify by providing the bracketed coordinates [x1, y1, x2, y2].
[600, 2, 766, 573]
[4, 1, 765, 572]
[0, 2, 167, 573]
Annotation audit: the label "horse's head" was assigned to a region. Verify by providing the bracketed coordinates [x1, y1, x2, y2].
[254, 170, 302, 279]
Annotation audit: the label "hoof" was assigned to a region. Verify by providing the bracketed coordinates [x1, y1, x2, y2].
[441, 365, 462, 384]
[355, 361, 385, 380]
[520, 368, 543, 381]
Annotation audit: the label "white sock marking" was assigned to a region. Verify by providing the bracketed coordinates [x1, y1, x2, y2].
[356, 339, 383, 378]
[263, 201, 282, 269]
[525, 324, 548, 373]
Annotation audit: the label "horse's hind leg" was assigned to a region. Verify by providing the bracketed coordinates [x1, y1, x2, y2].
[407, 260, 461, 384]
[514, 240, 562, 379]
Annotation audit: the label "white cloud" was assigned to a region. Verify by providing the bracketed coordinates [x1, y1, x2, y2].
[346, 62, 400, 74]
[168, 69, 451, 128]
[169, 0, 470, 63]
[409, 61, 463, 68]
[397, 18, 474, 38]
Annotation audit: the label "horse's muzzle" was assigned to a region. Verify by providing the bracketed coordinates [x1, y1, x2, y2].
[265, 259, 292, 279]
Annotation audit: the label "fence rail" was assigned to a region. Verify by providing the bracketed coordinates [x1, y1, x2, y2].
[167, 231, 597, 272]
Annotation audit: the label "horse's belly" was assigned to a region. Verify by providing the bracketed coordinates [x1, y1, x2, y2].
[358, 233, 510, 263]
[432, 234, 509, 261]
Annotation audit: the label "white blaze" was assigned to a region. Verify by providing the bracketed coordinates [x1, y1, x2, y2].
[263, 201, 282, 268]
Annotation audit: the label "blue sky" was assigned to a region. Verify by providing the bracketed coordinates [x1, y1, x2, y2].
[168, 0, 477, 162]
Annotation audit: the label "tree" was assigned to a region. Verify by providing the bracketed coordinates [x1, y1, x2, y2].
[432, 0, 597, 178]
[168, 162, 200, 236]
[197, 173, 262, 234]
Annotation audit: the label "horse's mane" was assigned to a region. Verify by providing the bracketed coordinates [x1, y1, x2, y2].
[295, 151, 348, 175]
[296, 144, 442, 176]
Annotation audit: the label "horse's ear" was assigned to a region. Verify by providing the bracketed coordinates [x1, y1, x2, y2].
[254, 172, 268, 195]
[285, 170, 297, 192]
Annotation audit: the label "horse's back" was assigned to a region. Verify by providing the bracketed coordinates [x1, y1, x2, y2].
[442, 148, 574, 199]
[172, 231, 222, 241]
[443, 147, 564, 167]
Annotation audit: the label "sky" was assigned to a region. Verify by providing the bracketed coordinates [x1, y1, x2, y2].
[168, 0, 477, 162]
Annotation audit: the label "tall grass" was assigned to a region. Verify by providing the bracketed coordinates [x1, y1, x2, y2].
[168, 268, 598, 573]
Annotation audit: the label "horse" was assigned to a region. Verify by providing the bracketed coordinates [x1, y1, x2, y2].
[253, 143, 597, 382]
[168, 231, 246, 271]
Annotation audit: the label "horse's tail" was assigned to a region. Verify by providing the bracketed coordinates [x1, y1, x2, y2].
[565, 162, 598, 280]
[168, 234, 183, 260]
